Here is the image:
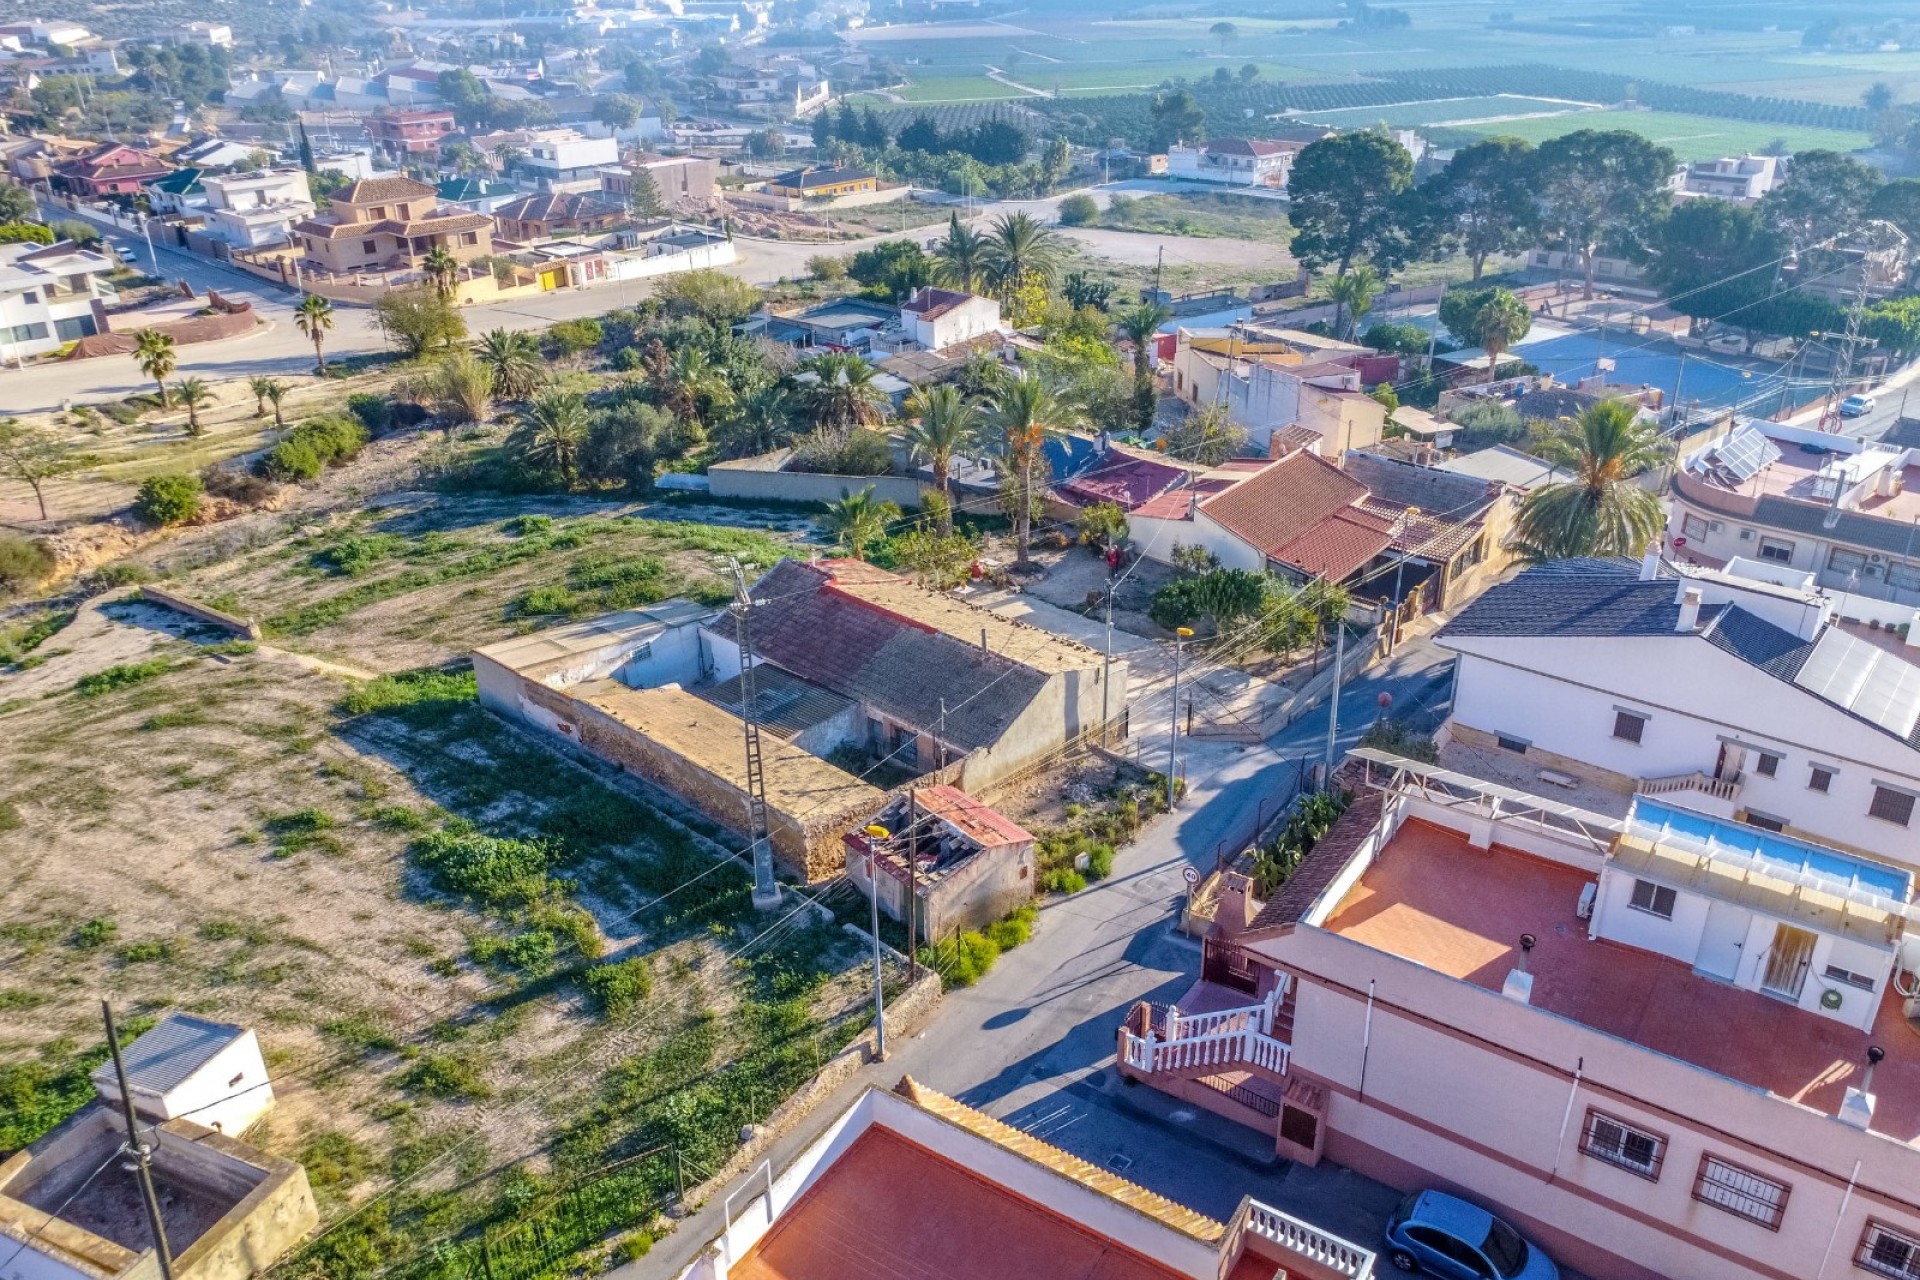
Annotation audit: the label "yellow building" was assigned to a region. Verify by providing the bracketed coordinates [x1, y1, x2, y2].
[766, 165, 877, 199]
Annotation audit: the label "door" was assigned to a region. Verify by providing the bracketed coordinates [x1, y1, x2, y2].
[1762, 924, 1817, 1000]
[1694, 901, 1749, 982]
[1715, 742, 1747, 783]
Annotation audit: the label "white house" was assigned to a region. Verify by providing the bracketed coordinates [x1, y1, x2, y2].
[176, 20, 233, 46]
[0, 240, 113, 361]
[1165, 137, 1301, 189]
[1682, 153, 1784, 203]
[1436, 554, 1920, 866]
[89, 1013, 275, 1135]
[898, 286, 999, 352]
[517, 129, 621, 190]
[201, 168, 315, 248]
[1169, 326, 1385, 456]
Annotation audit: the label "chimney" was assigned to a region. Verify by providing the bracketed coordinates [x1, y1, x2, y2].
[1639, 547, 1661, 581]
[1676, 587, 1702, 633]
[1501, 933, 1536, 1004]
[1839, 1045, 1885, 1130]
[1907, 611, 1920, 649]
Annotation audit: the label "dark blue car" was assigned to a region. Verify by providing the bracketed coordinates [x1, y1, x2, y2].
[1384, 1190, 1559, 1280]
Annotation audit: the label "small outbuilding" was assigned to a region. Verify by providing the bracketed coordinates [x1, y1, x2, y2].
[89, 1013, 273, 1137]
[844, 786, 1035, 943]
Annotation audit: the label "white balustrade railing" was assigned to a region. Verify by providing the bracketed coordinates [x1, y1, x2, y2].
[1120, 1026, 1291, 1079]
[1245, 1200, 1377, 1279]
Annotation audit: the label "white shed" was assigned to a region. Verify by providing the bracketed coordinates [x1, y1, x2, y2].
[90, 1014, 274, 1136]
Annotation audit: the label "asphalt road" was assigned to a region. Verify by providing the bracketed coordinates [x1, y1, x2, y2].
[629, 630, 1461, 1279]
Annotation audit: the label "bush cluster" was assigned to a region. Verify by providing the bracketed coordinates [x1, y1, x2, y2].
[410, 829, 559, 909]
[259, 415, 369, 482]
[1252, 789, 1353, 898]
[583, 956, 653, 1017]
[133, 474, 201, 526]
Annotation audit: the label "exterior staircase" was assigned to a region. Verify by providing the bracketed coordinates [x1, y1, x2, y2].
[1119, 979, 1294, 1084]
[1637, 770, 1742, 802]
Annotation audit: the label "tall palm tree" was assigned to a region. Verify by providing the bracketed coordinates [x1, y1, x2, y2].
[1512, 401, 1666, 563]
[796, 351, 887, 433]
[422, 245, 459, 300]
[1116, 299, 1172, 388]
[901, 383, 981, 534]
[477, 328, 543, 402]
[980, 211, 1065, 304]
[718, 381, 795, 459]
[520, 388, 590, 487]
[1323, 264, 1383, 342]
[656, 344, 734, 429]
[820, 485, 902, 561]
[985, 371, 1079, 568]
[247, 375, 277, 418]
[295, 294, 335, 372]
[931, 212, 986, 294]
[173, 377, 209, 437]
[133, 329, 177, 407]
[262, 379, 288, 427]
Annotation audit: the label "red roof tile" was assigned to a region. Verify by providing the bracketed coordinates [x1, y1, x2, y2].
[1057, 448, 1197, 511]
[1198, 450, 1371, 568]
[1272, 507, 1395, 580]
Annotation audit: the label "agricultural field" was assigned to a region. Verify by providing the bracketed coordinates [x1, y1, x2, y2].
[1438, 110, 1874, 161]
[1290, 96, 1591, 129]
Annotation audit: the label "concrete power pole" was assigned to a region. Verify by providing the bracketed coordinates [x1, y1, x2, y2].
[727, 558, 782, 912]
[103, 1002, 175, 1280]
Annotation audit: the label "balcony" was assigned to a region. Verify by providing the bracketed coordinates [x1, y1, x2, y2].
[1636, 769, 1742, 804]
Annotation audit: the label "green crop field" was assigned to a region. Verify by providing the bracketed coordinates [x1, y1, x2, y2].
[889, 74, 1034, 103]
[1445, 110, 1872, 161]
[1293, 96, 1590, 128]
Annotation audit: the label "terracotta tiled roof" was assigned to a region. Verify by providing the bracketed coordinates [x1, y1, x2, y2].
[1199, 450, 1375, 572]
[1056, 447, 1199, 512]
[493, 190, 624, 224]
[1245, 780, 1384, 934]
[1355, 496, 1485, 562]
[901, 286, 978, 319]
[334, 175, 436, 205]
[1273, 507, 1396, 580]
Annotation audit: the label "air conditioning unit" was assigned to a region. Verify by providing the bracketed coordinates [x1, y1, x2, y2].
[1577, 882, 1598, 920]
[1871, 553, 1885, 562]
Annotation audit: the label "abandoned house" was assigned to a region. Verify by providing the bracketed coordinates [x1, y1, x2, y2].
[0, 1018, 315, 1280]
[471, 561, 1122, 884]
[844, 786, 1036, 942]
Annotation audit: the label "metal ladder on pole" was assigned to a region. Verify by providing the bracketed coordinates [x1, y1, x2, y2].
[729, 559, 781, 910]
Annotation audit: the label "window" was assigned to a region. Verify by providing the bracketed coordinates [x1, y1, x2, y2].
[1830, 547, 1869, 577]
[1682, 513, 1709, 540]
[362, 240, 377, 254]
[1870, 786, 1917, 828]
[1858, 1221, 1920, 1279]
[1694, 1155, 1788, 1229]
[1758, 537, 1795, 564]
[22, 289, 37, 304]
[1612, 710, 1647, 744]
[1744, 812, 1786, 833]
[1889, 562, 1920, 594]
[1810, 766, 1834, 793]
[1756, 753, 1780, 777]
[1825, 965, 1876, 991]
[1582, 1109, 1665, 1179]
[462, 231, 479, 245]
[1629, 879, 1676, 920]
[1495, 733, 1529, 755]
[7, 322, 48, 343]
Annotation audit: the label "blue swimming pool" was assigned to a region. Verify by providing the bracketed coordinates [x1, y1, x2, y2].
[1630, 798, 1912, 900]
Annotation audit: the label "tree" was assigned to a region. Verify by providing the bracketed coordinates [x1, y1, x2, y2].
[647, 341, 731, 430]
[248, 376, 277, 418]
[295, 293, 335, 370]
[518, 389, 591, 487]
[985, 371, 1079, 567]
[1061, 271, 1112, 311]
[846, 239, 932, 302]
[134, 473, 201, 527]
[796, 351, 888, 432]
[1511, 401, 1665, 562]
[981, 212, 1066, 303]
[422, 246, 459, 301]
[1869, 179, 1920, 245]
[931, 213, 987, 293]
[438, 68, 494, 128]
[375, 288, 466, 358]
[0, 417, 84, 521]
[1428, 136, 1537, 281]
[1759, 149, 1883, 256]
[897, 115, 944, 155]
[0, 181, 34, 223]
[1644, 198, 1782, 336]
[1148, 89, 1206, 151]
[1240, 64, 1260, 82]
[1534, 129, 1676, 299]
[478, 328, 543, 401]
[1041, 135, 1072, 189]
[1161, 402, 1246, 465]
[1322, 263, 1384, 341]
[628, 168, 664, 220]
[595, 93, 642, 131]
[821, 486, 901, 561]
[133, 330, 177, 407]
[173, 377, 210, 437]
[1209, 20, 1236, 51]
[297, 121, 317, 174]
[1116, 299, 1171, 433]
[263, 380, 288, 427]
[901, 383, 981, 534]
[1438, 286, 1530, 380]
[1056, 193, 1099, 227]
[811, 109, 832, 152]
[1287, 132, 1417, 278]
[1865, 82, 1897, 114]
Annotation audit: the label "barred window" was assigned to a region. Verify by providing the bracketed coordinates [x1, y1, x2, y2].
[1870, 787, 1916, 828]
[1858, 1221, 1920, 1279]
[1693, 1155, 1788, 1230]
[1613, 710, 1647, 743]
[1581, 1109, 1664, 1180]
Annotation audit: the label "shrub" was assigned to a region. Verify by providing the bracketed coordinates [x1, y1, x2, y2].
[117, 937, 180, 964]
[1086, 843, 1115, 880]
[266, 808, 344, 857]
[399, 1051, 491, 1100]
[503, 514, 553, 536]
[1357, 717, 1439, 763]
[74, 658, 172, 696]
[946, 930, 1001, 987]
[321, 1016, 401, 1054]
[201, 466, 276, 506]
[1056, 193, 1100, 226]
[1041, 868, 1086, 895]
[0, 535, 52, 595]
[789, 427, 892, 476]
[346, 393, 392, 434]
[985, 904, 1037, 951]
[133, 474, 202, 526]
[618, 1234, 653, 1262]
[300, 1131, 374, 1191]
[70, 917, 117, 949]
[546, 318, 605, 359]
[411, 829, 558, 908]
[340, 667, 477, 715]
[611, 345, 644, 372]
[260, 415, 369, 482]
[583, 956, 653, 1017]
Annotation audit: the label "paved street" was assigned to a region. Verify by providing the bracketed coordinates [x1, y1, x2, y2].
[630, 630, 1457, 1279]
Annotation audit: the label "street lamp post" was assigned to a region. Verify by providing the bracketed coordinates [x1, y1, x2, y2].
[1168, 626, 1193, 810]
[862, 823, 891, 1061]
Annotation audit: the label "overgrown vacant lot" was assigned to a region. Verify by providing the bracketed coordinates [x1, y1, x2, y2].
[0, 500, 890, 1277]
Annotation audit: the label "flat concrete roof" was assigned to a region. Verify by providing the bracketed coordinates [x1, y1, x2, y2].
[473, 601, 713, 680]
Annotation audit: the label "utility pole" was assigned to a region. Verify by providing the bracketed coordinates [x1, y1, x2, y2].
[103, 1002, 174, 1280]
[861, 825, 891, 1061]
[1814, 220, 1908, 433]
[1322, 616, 1347, 780]
[1100, 581, 1114, 745]
[1168, 627, 1192, 809]
[905, 789, 919, 980]
[726, 558, 781, 911]
[1153, 244, 1164, 301]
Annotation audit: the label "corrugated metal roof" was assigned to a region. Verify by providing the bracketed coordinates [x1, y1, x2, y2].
[93, 1014, 243, 1093]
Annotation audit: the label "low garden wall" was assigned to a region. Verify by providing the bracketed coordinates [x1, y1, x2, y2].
[707, 451, 926, 509]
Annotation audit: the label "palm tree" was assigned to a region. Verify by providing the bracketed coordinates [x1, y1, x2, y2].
[901, 383, 981, 534]
[796, 351, 888, 433]
[133, 329, 177, 407]
[980, 212, 1065, 304]
[262, 379, 288, 427]
[477, 328, 543, 402]
[655, 344, 733, 429]
[173, 377, 209, 437]
[520, 388, 590, 487]
[717, 382, 795, 459]
[821, 485, 902, 561]
[247, 375, 277, 418]
[1512, 401, 1666, 563]
[985, 371, 1079, 568]
[1323, 264, 1383, 342]
[1116, 299, 1172, 387]
[295, 294, 335, 372]
[931, 212, 986, 294]
[422, 245, 459, 300]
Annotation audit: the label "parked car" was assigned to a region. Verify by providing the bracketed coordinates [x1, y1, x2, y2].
[1841, 394, 1877, 417]
[1385, 1190, 1558, 1280]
